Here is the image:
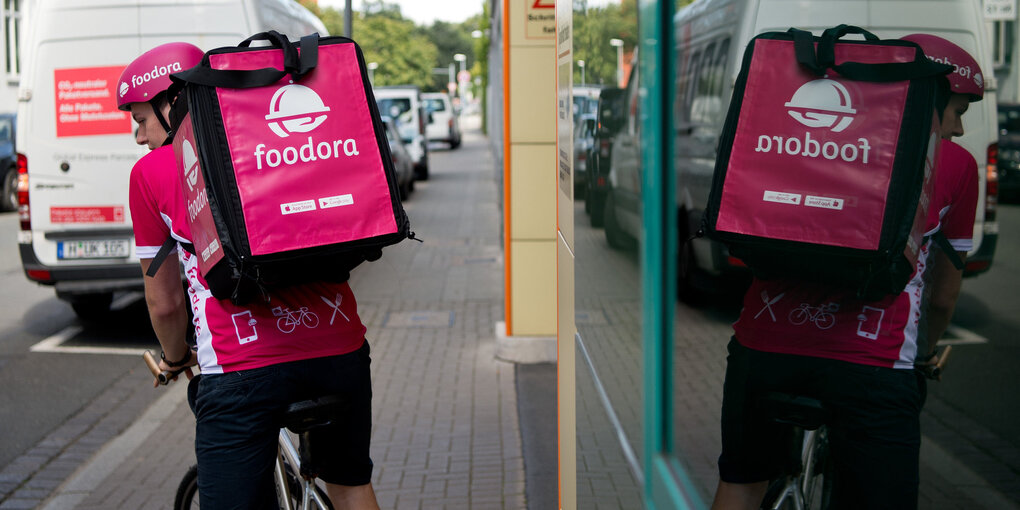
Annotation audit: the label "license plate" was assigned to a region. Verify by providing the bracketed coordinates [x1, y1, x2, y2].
[57, 239, 130, 259]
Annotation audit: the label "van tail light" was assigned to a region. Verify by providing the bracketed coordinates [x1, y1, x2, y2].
[986, 143, 998, 223]
[26, 269, 52, 283]
[16, 152, 29, 231]
[600, 139, 611, 158]
[448, 118, 454, 130]
[727, 256, 747, 268]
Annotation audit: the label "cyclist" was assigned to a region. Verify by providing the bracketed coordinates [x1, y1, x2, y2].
[711, 35, 984, 510]
[121, 43, 381, 510]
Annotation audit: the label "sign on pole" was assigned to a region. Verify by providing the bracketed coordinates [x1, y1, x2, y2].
[984, 0, 1016, 20]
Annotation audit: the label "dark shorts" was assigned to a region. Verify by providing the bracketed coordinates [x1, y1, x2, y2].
[188, 341, 373, 510]
[719, 338, 923, 509]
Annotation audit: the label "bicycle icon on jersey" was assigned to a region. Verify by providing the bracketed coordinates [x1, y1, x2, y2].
[789, 302, 839, 330]
[272, 306, 320, 334]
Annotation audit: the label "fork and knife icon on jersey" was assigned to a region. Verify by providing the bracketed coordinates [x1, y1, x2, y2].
[755, 290, 785, 322]
[320, 293, 351, 325]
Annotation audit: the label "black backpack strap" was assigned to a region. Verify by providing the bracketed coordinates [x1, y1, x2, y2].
[169, 32, 320, 90]
[788, 24, 953, 83]
[932, 230, 966, 271]
[145, 236, 197, 277]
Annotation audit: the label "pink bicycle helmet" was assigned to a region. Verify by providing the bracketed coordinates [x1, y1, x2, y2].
[901, 34, 984, 102]
[117, 42, 204, 111]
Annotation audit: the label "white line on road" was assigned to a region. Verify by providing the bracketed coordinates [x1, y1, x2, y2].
[941, 325, 989, 345]
[30, 326, 148, 356]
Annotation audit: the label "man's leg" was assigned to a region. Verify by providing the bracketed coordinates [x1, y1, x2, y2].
[711, 480, 768, 510]
[193, 368, 282, 510]
[825, 363, 921, 510]
[713, 339, 790, 510]
[326, 482, 380, 510]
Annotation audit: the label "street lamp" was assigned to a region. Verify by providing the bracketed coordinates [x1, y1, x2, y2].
[577, 59, 585, 87]
[610, 38, 624, 87]
[454, 53, 467, 98]
[367, 62, 378, 86]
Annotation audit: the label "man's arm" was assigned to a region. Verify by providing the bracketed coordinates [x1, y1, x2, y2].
[925, 248, 967, 358]
[140, 253, 191, 368]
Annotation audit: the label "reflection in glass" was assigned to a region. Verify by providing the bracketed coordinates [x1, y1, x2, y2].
[573, 1, 643, 507]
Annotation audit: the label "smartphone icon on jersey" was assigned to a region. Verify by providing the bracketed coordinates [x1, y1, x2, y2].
[856, 306, 885, 340]
[232, 311, 259, 344]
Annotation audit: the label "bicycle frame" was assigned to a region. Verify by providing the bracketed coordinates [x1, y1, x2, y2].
[764, 427, 828, 510]
[275, 430, 332, 510]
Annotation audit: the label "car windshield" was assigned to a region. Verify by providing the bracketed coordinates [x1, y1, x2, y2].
[377, 98, 412, 117]
[424, 98, 446, 112]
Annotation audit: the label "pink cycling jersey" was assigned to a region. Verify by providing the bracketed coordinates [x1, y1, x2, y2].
[129, 145, 367, 374]
[733, 140, 978, 369]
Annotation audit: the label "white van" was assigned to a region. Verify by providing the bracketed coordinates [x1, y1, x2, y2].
[374, 86, 431, 180]
[16, 0, 325, 319]
[422, 92, 462, 149]
[669, 0, 999, 300]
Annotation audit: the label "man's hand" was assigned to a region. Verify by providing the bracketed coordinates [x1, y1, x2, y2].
[153, 349, 198, 387]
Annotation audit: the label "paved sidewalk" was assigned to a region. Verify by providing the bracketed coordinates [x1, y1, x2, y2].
[39, 115, 532, 510]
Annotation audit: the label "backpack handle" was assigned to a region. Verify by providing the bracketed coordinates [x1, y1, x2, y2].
[788, 25, 952, 83]
[170, 31, 320, 90]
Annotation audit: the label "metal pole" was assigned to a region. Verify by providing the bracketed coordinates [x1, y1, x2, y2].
[616, 45, 623, 86]
[345, 0, 353, 38]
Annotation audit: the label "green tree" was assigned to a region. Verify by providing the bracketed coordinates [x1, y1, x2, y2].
[572, 0, 638, 87]
[301, 0, 438, 89]
[420, 18, 480, 91]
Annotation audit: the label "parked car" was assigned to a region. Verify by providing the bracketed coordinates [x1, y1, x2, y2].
[584, 88, 625, 227]
[381, 116, 415, 200]
[374, 86, 431, 179]
[998, 103, 1020, 202]
[422, 92, 462, 149]
[573, 85, 600, 124]
[0, 113, 16, 212]
[573, 113, 596, 196]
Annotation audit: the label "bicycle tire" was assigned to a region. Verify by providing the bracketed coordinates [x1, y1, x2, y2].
[174, 464, 198, 510]
[174, 462, 334, 510]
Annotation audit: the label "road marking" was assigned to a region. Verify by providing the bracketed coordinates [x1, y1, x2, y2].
[30, 326, 148, 356]
[941, 325, 989, 345]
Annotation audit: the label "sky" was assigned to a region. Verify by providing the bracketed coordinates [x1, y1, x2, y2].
[318, 0, 484, 26]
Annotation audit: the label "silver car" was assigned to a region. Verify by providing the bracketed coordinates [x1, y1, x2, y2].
[381, 116, 415, 201]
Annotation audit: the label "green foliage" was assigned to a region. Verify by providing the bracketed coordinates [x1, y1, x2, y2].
[300, 0, 486, 93]
[419, 18, 479, 91]
[572, 0, 638, 87]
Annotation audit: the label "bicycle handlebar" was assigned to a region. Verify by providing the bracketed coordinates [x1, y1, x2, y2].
[917, 345, 952, 381]
[142, 350, 188, 385]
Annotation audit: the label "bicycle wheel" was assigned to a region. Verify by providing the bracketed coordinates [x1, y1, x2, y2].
[814, 313, 836, 330]
[175, 462, 334, 510]
[789, 307, 809, 325]
[174, 464, 199, 510]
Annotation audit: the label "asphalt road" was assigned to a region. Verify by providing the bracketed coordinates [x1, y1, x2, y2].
[0, 211, 154, 468]
[933, 201, 1020, 452]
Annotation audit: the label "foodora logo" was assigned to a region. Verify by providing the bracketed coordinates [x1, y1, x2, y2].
[753, 78, 872, 165]
[253, 84, 359, 170]
[265, 84, 331, 138]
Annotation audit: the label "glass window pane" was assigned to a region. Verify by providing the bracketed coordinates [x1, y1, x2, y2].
[573, 1, 643, 508]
